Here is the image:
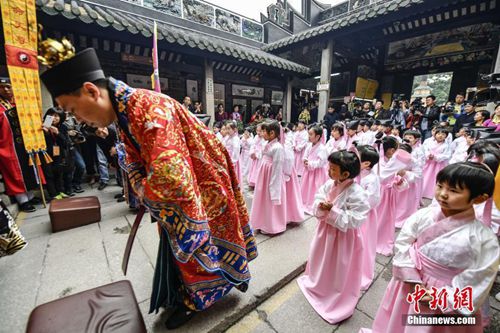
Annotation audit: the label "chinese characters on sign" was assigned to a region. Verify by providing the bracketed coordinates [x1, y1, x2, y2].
[406, 285, 474, 314]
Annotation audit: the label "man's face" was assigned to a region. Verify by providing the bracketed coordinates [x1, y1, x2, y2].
[328, 107, 334, 113]
[0, 83, 13, 100]
[455, 95, 464, 104]
[375, 102, 382, 110]
[56, 83, 114, 128]
[184, 97, 191, 106]
[363, 102, 370, 110]
[465, 104, 475, 114]
[426, 97, 435, 106]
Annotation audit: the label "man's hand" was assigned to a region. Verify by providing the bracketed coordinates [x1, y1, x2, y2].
[397, 169, 406, 177]
[318, 202, 333, 211]
[96, 127, 109, 139]
[110, 147, 117, 157]
[304, 160, 309, 167]
[68, 130, 77, 136]
[49, 126, 59, 135]
[428, 154, 434, 160]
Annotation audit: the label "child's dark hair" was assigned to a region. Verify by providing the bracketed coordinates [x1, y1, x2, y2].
[399, 143, 413, 154]
[382, 136, 399, 152]
[403, 130, 421, 139]
[224, 120, 237, 130]
[436, 162, 495, 199]
[261, 120, 281, 138]
[467, 140, 500, 174]
[357, 145, 379, 168]
[331, 122, 344, 136]
[328, 150, 361, 178]
[435, 127, 449, 135]
[298, 120, 306, 126]
[309, 125, 323, 137]
[214, 121, 222, 129]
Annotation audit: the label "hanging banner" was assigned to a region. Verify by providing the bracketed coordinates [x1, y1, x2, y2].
[1, 0, 46, 153]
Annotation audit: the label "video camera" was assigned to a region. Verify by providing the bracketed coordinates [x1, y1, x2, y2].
[411, 97, 425, 113]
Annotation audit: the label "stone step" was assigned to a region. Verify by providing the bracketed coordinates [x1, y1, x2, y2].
[137, 217, 318, 333]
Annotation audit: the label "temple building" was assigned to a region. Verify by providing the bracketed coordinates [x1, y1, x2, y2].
[0, 0, 499, 122]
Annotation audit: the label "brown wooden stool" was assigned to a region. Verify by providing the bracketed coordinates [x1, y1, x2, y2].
[48, 196, 101, 232]
[27, 280, 146, 333]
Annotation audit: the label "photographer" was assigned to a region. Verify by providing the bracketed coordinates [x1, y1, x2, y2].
[63, 111, 86, 193]
[453, 100, 477, 134]
[415, 95, 440, 140]
[390, 99, 407, 128]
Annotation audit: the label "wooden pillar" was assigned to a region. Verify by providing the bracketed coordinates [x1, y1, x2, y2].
[318, 40, 334, 122]
[203, 60, 215, 127]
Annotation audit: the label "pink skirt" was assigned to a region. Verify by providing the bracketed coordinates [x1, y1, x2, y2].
[376, 186, 396, 256]
[421, 160, 448, 199]
[285, 168, 305, 222]
[301, 166, 329, 215]
[359, 277, 482, 333]
[247, 158, 261, 187]
[298, 222, 364, 324]
[249, 158, 287, 234]
[395, 180, 422, 228]
[360, 209, 378, 290]
[294, 150, 305, 176]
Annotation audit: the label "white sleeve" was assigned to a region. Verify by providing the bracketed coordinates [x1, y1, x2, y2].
[227, 138, 240, 164]
[325, 185, 370, 232]
[362, 175, 381, 209]
[307, 145, 328, 169]
[444, 225, 500, 315]
[303, 144, 311, 162]
[296, 133, 308, 151]
[269, 145, 284, 203]
[392, 209, 426, 283]
[434, 144, 452, 162]
[312, 181, 331, 219]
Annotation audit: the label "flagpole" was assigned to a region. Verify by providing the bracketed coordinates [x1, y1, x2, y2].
[152, 21, 161, 93]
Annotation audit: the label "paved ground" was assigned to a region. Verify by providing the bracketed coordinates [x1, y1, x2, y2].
[1, 182, 499, 333]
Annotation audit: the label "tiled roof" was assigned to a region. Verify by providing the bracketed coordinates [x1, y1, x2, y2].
[35, 0, 311, 75]
[263, 0, 425, 52]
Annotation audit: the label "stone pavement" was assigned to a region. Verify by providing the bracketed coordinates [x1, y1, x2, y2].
[1, 183, 500, 333]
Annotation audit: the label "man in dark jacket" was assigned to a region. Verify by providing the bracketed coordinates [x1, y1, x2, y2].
[323, 106, 340, 138]
[416, 95, 440, 140]
[373, 100, 392, 120]
[453, 101, 477, 134]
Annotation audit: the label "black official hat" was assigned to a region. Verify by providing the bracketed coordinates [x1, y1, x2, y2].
[380, 119, 393, 128]
[374, 120, 381, 126]
[478, 131, 500, 140]
[347, 120, 360, 130]
[465, 100, 477, 107]
[0, 77, 10, 85]
[41, 48, 105, 98]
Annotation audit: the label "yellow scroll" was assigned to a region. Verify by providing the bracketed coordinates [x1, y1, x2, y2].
[1, 0, 46, 153]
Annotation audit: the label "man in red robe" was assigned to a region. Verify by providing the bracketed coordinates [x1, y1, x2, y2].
[0, 77, 39, 212]
[41, 49, 257, 329]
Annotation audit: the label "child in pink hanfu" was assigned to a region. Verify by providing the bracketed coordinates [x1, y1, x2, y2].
[224, 121, 242, 185]
[240, 128, 253, 178]
[357, 145, 382, 290]
[375, 137, 413, 256]
[395, 130, 426, 228]
[360, 162, 499, 333]
[247, 123, 265, 187]
[325, 122, 347, 155]
[293, 120, 309, 177]
[421, 127, 451, 199]
[250, 121, 288, 234]
[301, 125, 329, 215]
[298, 150, 370, 324]
[345, 120, 360, 151]
[283, 124, 305, 223]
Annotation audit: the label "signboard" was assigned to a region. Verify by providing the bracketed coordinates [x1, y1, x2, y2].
[232, 84, 264, 98]
[206, 78, 214, 94]
[317, 83, 330, 91]
[121, 53, 152, 65]
[126, 74, 168, 91]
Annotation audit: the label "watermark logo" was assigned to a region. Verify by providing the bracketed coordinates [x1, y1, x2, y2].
[406, 285, 474, 313]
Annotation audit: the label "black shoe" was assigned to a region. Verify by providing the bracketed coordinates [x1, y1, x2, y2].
[19, 202, 36, 213]
[98, 182, 108, 191]
[117, 197, 126, 203]
[114, 193, 123, 199]
[29, 197, 43, 205]
[64, 192, 76, 197]
[165, 306, 196, 330]
[73, 185, 84, 193]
